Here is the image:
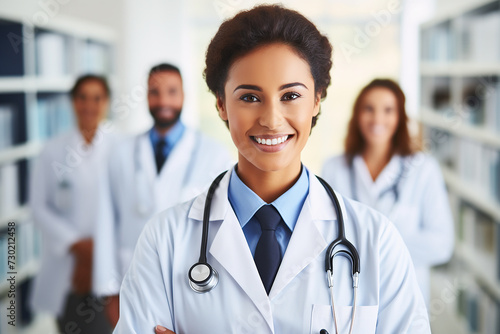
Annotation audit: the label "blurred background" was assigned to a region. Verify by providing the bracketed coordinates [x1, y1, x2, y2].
[0, 0, 499, 333]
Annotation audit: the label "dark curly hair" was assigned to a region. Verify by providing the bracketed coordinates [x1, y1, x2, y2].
[204, 4, 333, 128]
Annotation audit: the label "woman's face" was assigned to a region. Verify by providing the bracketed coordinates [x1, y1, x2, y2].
[73, 80, 109, 129]
[217, 43, 320, 175]
[358, 87, 399, 148]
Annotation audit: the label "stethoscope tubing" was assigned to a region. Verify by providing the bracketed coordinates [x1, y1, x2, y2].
[189, 169, 361, 333]
[349, 157, 406, 204]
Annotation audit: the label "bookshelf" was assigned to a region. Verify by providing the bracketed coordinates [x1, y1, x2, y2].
[0, 11, 115, 331]
[419, 1, 500, 333]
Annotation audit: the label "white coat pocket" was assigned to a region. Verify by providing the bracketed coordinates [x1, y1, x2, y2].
[310, 304, 378, 334]
[54, 179, 72, 213]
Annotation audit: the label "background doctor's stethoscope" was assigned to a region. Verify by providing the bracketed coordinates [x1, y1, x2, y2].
[348, 155, 420, 221]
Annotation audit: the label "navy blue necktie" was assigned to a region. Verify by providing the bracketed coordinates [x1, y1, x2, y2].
[254, 205, 283, 294]
[155, 140, 167, 174]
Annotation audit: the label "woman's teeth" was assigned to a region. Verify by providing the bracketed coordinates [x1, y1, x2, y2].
[370, 125, 386, 135]
[254, 135, 289, 146]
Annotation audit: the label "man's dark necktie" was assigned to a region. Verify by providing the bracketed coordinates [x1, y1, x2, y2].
[155, 140, 167, 174]
[253, 205, 283, 294]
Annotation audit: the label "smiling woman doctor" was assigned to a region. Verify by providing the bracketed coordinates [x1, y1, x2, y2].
[321, 79, 454, 307]
[115, 5, 431, 334]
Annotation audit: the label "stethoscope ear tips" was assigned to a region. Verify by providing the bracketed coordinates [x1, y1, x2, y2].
[188, 262, 219, 293]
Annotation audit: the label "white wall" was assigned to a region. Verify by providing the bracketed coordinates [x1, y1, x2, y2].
[118, 0, 197, 133]
[399, 0, 435, 118]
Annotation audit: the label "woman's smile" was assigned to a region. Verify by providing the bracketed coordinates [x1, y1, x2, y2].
[251, 134, 293, 152]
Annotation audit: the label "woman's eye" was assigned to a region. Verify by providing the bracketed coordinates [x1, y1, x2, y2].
[240, 94, 259, 102]
[281, 92, 301, 101]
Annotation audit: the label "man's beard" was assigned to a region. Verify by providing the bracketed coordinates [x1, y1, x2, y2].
[150, 106, 182, 129]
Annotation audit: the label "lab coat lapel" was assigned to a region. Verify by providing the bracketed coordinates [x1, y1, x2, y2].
[138, 132, 157, 186]
[158, 128, 194, 182]
[156, 128, 198, 206]
[375, 154, 401, 192]
[188, 169, 274, 333]
[210, 210, 274, 333]
[269, 175, 334, 299]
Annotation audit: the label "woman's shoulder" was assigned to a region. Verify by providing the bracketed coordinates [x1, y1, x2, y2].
[143, 187, 213, 243]
[38, 129, 76, 159]
[323, 153, 349, 168]
[343, 195, 391, 229]
[403, 151, 441, 178]
[341, 194, 406, 249]
[321, 153, 350, 178]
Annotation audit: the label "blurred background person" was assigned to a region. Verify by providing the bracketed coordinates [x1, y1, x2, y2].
[29, 75, 114, 334]
[321, 79, 454, 306]
[92, 63, 233, 328]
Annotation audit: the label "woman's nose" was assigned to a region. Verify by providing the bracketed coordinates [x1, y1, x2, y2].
[258, 100, 284, 129]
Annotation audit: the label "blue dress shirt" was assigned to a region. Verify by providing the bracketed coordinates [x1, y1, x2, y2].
[149, 121, 185, 159]
[228, 166, 309, 258]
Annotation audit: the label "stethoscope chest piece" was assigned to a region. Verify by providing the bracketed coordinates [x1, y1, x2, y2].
[188, 262, 219, 293]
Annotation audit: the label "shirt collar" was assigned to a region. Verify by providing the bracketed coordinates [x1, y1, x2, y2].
[149, 121, 185, 148]
[228, 165, 309, 232]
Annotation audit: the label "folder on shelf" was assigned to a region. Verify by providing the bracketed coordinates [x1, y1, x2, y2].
[0, 163, 19, 216]
[467, 12, 500, 63]
[0, 105, 13, 150]
[36, 32, 67, 77]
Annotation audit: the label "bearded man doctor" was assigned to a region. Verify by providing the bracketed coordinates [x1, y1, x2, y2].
[115, 6, 431, 334]
[93, 63, 233, 327]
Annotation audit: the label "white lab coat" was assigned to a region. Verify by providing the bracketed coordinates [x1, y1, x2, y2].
[321, 152, 454, 305]
[93, 127, 233, 296]
[114, 166, 431, 334]
[29, 125, 117, 316]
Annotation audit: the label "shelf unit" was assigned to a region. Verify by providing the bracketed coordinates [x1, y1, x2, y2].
[455, 243, 500, 301]
[0, 10, 115, 331]
[0, 260, 40, 296]
[420, 1, 500, 333]
[440, 166, 500, 222]
[0, 142, 44, 165]
[420, 108, 500, 148]
[420, 63, 500, 77]
[430, 268, 470, 334]
[0, 205, 30, 230]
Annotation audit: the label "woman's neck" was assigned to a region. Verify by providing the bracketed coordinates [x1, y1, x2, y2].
[79, 124, 98, 145]
[362, 143, 393, 181]
[236, 156, 302, 203]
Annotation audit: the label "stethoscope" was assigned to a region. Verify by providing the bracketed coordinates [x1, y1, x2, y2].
[133, 132, 201, 216]
[188, 171, 360, 334]
[349, 157, 406, 204]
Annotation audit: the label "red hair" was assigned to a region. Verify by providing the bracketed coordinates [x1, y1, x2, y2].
[344, 79, 417, 164]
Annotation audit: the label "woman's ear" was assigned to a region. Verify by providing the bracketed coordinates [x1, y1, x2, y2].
[216, 95, 228, 121]
[313, 92, 322, 117]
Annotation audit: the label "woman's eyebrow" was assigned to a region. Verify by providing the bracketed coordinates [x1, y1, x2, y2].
[233, 82, 308, 93]
[233, 84, 262, 92]
[280, 82, 308, 90]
